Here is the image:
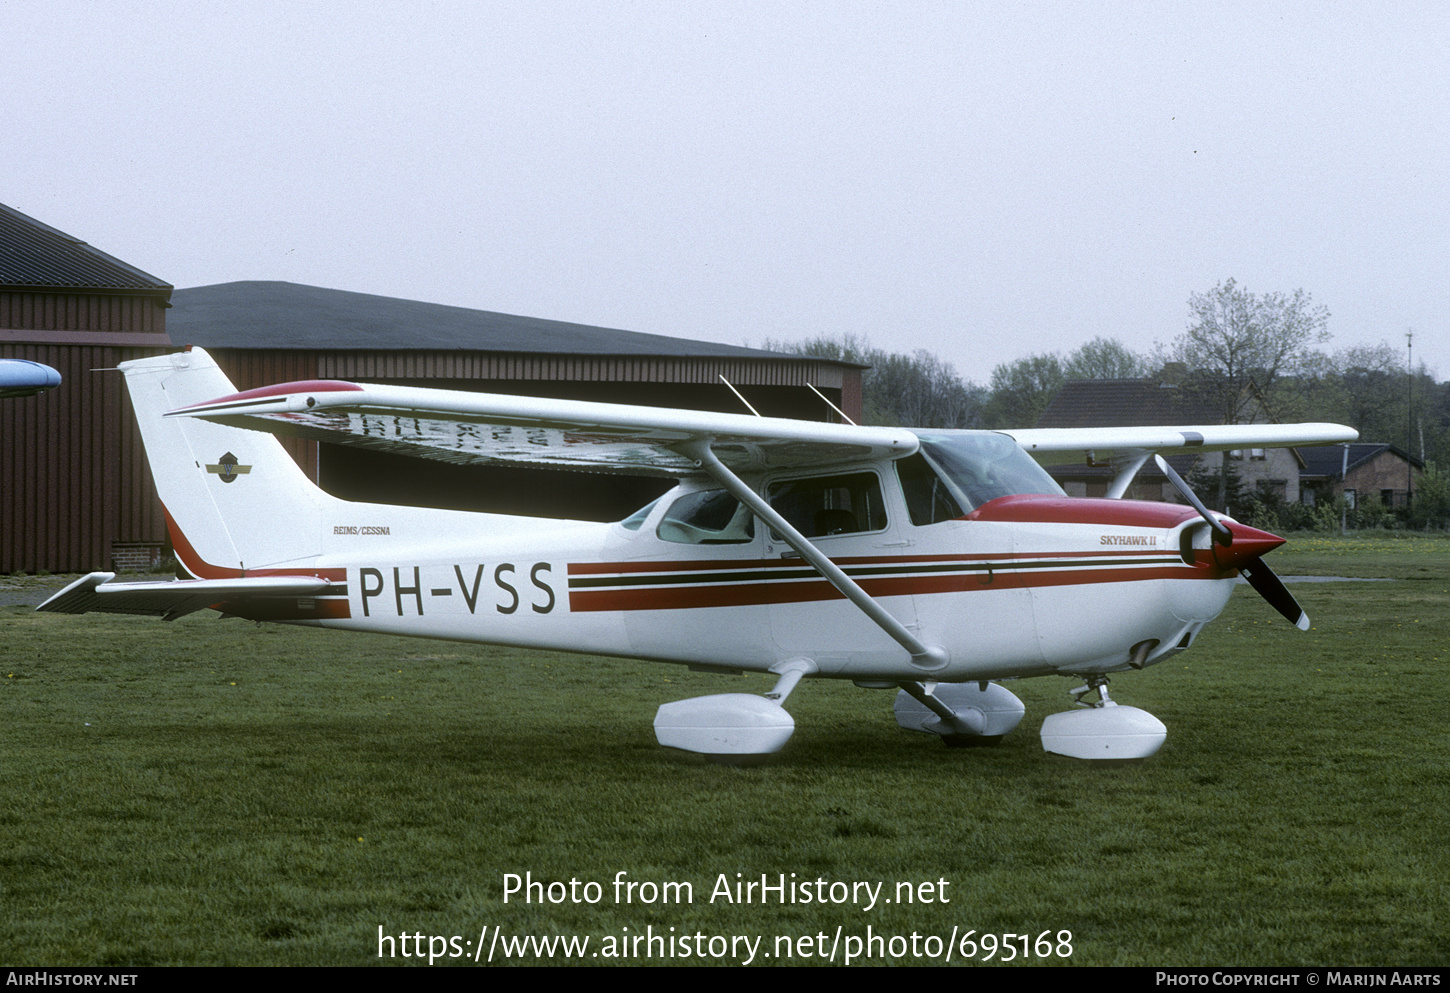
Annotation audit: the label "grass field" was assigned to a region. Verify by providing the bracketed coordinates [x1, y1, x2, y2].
[2, 537, 1447, 967]
[1270, 530, 1450, 580]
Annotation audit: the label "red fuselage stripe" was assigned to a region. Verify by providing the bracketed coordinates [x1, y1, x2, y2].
[567, 561, 1225, 612]
[163, 505, 347, 583]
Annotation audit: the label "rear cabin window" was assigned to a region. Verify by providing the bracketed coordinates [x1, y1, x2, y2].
[766, 472, 887, 538]
[656, 489, 755, 544]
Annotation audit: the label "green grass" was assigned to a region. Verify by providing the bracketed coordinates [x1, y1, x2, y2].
[2, 556, 1448, 966]
[1269, 530, 1450, 579]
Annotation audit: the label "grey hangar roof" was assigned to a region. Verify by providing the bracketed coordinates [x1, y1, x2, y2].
[0, 202, 172, 297]
[169, 281, 822, 361]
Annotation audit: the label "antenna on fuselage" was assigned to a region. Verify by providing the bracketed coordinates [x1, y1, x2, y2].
[807, 383, 856, 425]
[719, 375, 761, 417]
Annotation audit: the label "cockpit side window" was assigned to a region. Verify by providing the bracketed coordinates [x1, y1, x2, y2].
[766, 472, 886, 538]
[895, 453, 964, 525]
[656, 489, 755, 544]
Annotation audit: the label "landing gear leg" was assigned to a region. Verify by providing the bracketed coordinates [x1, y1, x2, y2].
[893, 680, 1025, 747]
[1070, 675, 1113, 708]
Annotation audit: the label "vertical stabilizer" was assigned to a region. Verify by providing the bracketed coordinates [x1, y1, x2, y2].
[120, 348, 328, 576]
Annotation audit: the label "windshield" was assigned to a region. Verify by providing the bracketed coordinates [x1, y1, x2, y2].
[917, 433, 1064, 511]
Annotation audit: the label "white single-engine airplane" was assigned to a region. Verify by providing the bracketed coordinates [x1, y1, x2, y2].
[42, 347, 1357, 762]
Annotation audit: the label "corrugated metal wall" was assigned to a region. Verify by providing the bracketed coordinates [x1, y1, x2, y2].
[3, 329, 861, 572]
[0, 292, 166, 333]
[1, 290, 171, 572]
[0, 341, 169, 572]
[318, 350, 849, 389]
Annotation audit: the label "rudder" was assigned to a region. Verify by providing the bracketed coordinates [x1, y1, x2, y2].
[120, 347, 328, 577]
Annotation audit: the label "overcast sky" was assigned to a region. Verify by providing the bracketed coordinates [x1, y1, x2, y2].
[4, 1, 1445, 384]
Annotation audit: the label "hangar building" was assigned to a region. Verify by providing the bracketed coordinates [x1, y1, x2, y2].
[0, 203, 862, 573]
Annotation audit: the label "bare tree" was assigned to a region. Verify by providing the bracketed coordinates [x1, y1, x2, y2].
[1170, 279, 1331, 425]
[760, 334, 984, 428]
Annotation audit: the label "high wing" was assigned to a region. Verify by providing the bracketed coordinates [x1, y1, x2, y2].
[40, 573, 332, 621]
[1002, 423, 1359, 466]
[167, 376, 1357, 479]
[165, 378, 919, 476]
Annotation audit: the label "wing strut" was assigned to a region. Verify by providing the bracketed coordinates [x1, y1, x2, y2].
[682, 441, 949, 671]
[1106, 452, 1151, 499]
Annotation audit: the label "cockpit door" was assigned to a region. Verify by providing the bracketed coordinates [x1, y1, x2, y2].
[761, 469, 919, 673]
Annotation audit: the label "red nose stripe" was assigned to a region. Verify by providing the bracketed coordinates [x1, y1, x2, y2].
[967, 495, 1201, 528]
[1212, 523, 1287, 571]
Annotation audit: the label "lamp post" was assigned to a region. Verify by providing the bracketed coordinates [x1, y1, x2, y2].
[1406, 329, 1414, 510]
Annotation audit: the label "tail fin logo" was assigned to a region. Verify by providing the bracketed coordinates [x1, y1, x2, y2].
[206, 452, 253, 484]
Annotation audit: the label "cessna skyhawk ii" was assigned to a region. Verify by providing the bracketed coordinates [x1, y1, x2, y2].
[41, 348, 1357, 763]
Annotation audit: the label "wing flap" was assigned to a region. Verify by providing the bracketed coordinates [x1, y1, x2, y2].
[38, 572, 332, 621]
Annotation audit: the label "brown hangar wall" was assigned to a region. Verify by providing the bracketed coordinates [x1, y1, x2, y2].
[3, 303, 860, 572]
[203, 347, 860, 523]
[1, 209, 863, 574]
[0, 304, 173, 574]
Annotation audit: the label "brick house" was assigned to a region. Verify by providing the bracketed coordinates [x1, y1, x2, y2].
[1298, 443, 1424, 509]
[1035, 376, 1303, 511]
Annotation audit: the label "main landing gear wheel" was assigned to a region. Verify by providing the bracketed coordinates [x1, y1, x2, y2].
[893, 681, 1025, 746]
[653, 660, 815, 765]
[1039, 676, 1166, 763]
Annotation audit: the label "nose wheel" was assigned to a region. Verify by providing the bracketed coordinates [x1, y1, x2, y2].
[1041, 675, 1167, 762]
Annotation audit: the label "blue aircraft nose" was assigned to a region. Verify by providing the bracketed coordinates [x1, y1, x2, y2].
[0, 359, 62, 398]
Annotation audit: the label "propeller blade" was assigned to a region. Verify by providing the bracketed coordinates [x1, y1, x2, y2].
[1241, 558, 1310, 631]
[1150, 455, 1307, 629]
[1153, 455, 1232, 546]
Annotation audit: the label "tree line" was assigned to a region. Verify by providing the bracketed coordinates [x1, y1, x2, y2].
[763, 279, 1450, 527]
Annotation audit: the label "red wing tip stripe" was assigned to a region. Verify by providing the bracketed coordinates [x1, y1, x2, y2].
[171, 379, 364, 413]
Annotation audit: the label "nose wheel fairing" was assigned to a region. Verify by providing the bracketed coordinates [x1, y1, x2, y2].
[1040, 678, 1167, 762]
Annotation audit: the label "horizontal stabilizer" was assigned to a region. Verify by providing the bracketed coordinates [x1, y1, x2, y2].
[38, 572, 331, 621]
